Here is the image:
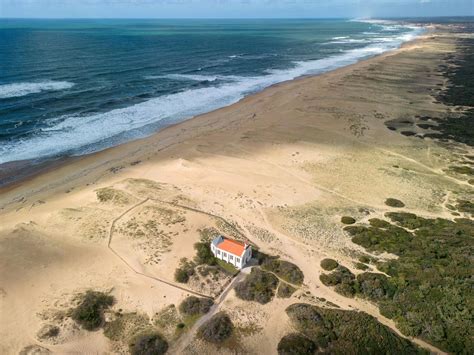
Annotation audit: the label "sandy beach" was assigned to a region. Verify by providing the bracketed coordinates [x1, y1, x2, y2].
[1, 24, 473, 354]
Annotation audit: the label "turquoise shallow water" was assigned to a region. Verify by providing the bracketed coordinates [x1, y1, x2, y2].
[0, 19, 422, 165]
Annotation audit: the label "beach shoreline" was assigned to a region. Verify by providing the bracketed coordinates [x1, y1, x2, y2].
[0, 26, 430, 197]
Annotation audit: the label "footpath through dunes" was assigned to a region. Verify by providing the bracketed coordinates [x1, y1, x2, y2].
[1, 24, 473, 354]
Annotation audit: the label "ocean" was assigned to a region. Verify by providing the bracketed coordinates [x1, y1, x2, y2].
[0, 19, 423, 167]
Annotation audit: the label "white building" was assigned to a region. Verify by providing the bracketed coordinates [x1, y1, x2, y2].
[210, 236, 252, 269]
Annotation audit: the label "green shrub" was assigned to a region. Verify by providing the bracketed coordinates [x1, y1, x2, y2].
[385, 212, 429, 229]
[197, 312, 233, 343]
[71, 291, 114, 331]
[235, 268, 279, 304]
[286, 303, 424, 354]
[449, 165, 474, 175]
[277, 283, 297, 298]
[129, 332, 168, 355]
[320, 258, 338, 271]
[341, 216, 356, 225]
[277, 333, 317, 355]
[178, 296, 213, 316]
[354, 262, 369, 270]
[455, 199, 474, 214]
[261, 258, 304, 285]
[385, 198, 405, 208]
[174, 259, 195, 283]
[368, 218, 392, 228]
[194, 242, 217, 265]
[320, 266, 356, 297]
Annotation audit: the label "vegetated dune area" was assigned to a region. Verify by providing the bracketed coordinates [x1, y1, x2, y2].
[1, 23, 473, 355]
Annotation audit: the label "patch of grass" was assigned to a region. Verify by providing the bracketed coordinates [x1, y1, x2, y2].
[277, 333, 317, 355]
[71, 291, 114, 331]
[343, 215, 474, 353]
[341, 216, 356, 225]
[197, 312, 233, 343]
[235, 268, 279, 304]
[216, 259, 239, 275]
[129, 332, 168, 355]
[277, 282, 297, 298]
[261, 258, 304, 285]
[384, 198, 405, 208]
[320, 258, 338, 271]
[174, 258, 195, 283]
[285, 303, 425, 354]
[104, 312, 151, 342]
[96, 187, 131, 204]
[178, 296, 213, 317]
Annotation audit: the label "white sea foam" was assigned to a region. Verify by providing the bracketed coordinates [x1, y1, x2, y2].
[0, 81, 74, 99]
[145, 74, 242, 82]
[0, 23, 424, 165]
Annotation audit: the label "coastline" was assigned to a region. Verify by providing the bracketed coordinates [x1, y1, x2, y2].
[0, 27, 429, 198]
[1, 22, 472, 354]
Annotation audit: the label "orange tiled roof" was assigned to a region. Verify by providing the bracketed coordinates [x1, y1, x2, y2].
[217, 238, 246, 256]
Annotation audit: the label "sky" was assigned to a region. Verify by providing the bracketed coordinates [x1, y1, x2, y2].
[0, 0, 473, 19]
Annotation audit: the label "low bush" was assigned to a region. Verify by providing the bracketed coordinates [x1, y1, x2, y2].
[178, 296, 213, 316]
[341, 216, 356, 225]
[320, 258, 338, 271]
[286, 303, 424, 354]
[197, 312, 233, 343]
[194, 242, 217, 266]
[261, 258, 304, 285]
[277, 333, 317, 355]
[368, 218, 392, 228]
[455, 199, 474, 214]
[129, 332, 168, 355]
[277, 282, 297, 298]
[71, 291, 114, 331]
[354, 262, 369, 270]
[235, 268, 278, 304]
[320, 266, 356, 297]
[385, 198, 405, 208]
[174, 259, 195, 283]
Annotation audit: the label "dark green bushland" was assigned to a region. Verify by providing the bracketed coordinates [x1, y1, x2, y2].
[178, 296, 213, 316]
[235, 268, 278, 304]
[455, 199, 474, 214]
[197, 312, 233, 343]
[343, 214, 474, 353]
[385, 198, 405, 208]
[277, 282, 297, 298]
[277, 333, 317, 355]
[319, 266, 356, 297]
[285, 303, 424, 354]
[320, 258, 338, 271]
[71, 291, 114, 331]
[341, 216, 356, 225]
[261, 258, 304, 285]
[129, 332, 168, 355]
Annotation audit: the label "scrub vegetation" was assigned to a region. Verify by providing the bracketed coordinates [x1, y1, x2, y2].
[71, 291, 114, 331]
[337, 212, 474, 353]
[283, 303, 424, 354]
[197, 312, 234, 343]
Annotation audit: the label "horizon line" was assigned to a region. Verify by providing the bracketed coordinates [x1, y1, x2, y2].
[1, 15, 473, 20]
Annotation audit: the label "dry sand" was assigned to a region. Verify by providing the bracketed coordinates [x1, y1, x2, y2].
[1, 26, 472, 354]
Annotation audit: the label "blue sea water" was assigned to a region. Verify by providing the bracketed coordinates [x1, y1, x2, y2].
[0, 19, 423, 165]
